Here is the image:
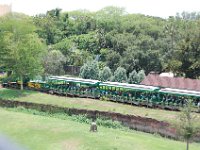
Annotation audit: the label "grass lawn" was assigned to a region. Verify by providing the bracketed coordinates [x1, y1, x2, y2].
[0, 107, 199, 150]
[0, 88, 200, 125]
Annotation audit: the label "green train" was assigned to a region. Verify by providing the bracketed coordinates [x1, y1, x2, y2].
[3, 76, 200, 110]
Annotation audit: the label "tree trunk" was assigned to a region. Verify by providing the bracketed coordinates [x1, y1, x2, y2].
[186, 139, 189, 150]
[20, 75, 23, 90]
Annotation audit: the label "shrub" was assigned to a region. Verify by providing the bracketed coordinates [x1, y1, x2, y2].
[112, 67, 127, 83]
[99, 66, 113, 81]
[79, 60, 100, 80]
[128, 70, 139, 84]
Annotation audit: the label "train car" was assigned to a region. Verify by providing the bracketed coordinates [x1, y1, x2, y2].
[158, 88, 200, 109]
[99, 81, 159, 107]
[4, 75, 200, 111]
[2, 81, 23, 89]
[47, 76, 101, 98]
[27, 80, 49, 92]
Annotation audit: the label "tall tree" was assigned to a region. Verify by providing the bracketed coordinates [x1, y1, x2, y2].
[177, 100, 200, 150]
[0, 15, 45, 90]
[33, 8, 64, 44]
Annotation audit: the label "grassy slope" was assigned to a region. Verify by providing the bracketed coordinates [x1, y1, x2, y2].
[0, 88, 200, 124]
[0, 107, 199, 150]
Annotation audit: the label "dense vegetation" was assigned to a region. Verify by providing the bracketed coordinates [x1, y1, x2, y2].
[1, 7, 200, 84]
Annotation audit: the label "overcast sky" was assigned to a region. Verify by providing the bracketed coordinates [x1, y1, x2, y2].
[0, 0, 200, 18]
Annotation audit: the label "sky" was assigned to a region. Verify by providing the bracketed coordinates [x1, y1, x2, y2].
[0, 0, 200, 18]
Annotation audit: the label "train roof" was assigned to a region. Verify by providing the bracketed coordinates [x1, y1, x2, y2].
[29, 80, 46, 83]
[48, 76, 100, 85]
[100, 82, 159, 91]
[159, 88, 200, 97]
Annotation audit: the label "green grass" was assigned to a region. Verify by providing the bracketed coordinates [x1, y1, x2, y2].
[0, 107, 199, 150]
[0, 88, 200, 125]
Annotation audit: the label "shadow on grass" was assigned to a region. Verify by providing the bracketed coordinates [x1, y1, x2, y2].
[0, 88, 36, 100]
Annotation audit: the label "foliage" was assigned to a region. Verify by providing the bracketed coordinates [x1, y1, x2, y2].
[70, 49, 93, 66]
[79, 60, 99, 79]
[53, 38, 75, 56]
[177, 100, 200, 150]
[33, 8, 64, 44]
[2, 8, 200, 80]
[99, 66, 112, 81]
[128, 70, 139, 84]
[42, 50, 66, 76]
[70, 32, 99, 54]
[137, 70, 146, 83]
[0, 15, 45, 89]
[96, 117, 124, 129]
[1, 74, 18, 83]
[106, 51, 121, 71]
[30, 8, 200, 79]
[112, 67, 127, 83]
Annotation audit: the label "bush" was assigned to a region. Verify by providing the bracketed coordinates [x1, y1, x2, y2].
[112, 67, 127, 83]
[96, 117, 123, 129]
[128, 70, 139, 84]
[7, 107, 126, 130]
[137, 70, 145, 83]
[43, 50, 66, 76]
[70, 114, 91, 124]
[99, 66, 113, 81]
[79, 60, 100, 80]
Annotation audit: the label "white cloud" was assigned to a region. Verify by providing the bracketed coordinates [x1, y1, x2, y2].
[0, 0, 200, 18]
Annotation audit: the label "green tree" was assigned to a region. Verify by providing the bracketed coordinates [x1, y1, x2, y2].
[106, 51, 121, 71]
[99, 66, 112, 81]
[79, 61, 99, 80]
[0, 15, 45, 90]
[95, 6, 125, 32]
[68, 10, 96, 35]
[33, 8, 64, 44]
[128, 70, 139, 84]
[29, 8, 200, 79]
[70, 49, 93, 66]
[137, 70, 145, 83]
[112, 67, 127, 83]
[177, 100, 200, 150]
[43, 50, 66, 76]
[70, 32, 99, 54]
[53, 38, 75, 56]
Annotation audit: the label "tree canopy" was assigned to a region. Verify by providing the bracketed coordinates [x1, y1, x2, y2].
[31, 7, 200, 79]
[0, 14, 45, 89]
[1, 7, 200, 85]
